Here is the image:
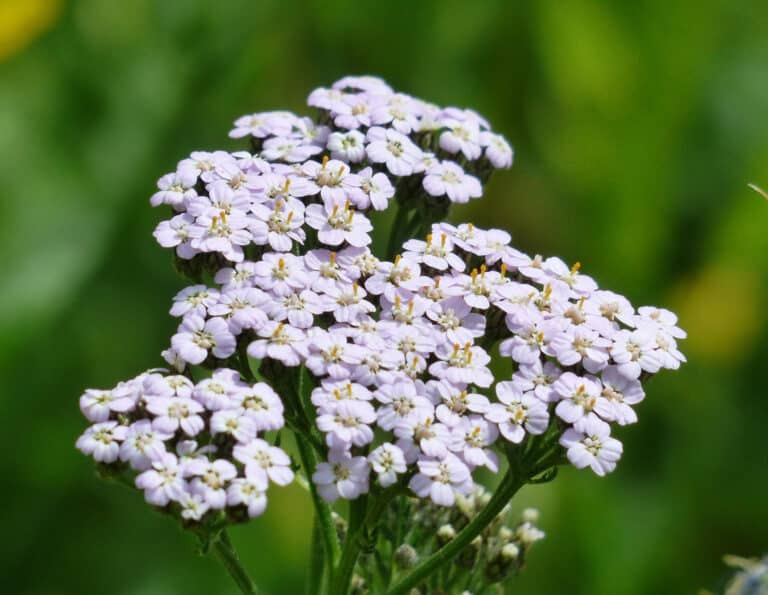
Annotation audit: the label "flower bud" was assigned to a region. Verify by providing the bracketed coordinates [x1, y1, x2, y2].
[502, 543, 520, 561]
[522, 508, 539, 523]
[437, 524, 456, 545]
[517, 522, 545, 545]
[457, 535, 483, 570]
[395, 544, 419, 569]
[498, 525, 514, 542]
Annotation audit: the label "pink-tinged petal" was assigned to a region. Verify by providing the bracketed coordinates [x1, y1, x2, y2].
[268, 466, 295, 486]
[430, 482, 455, 506]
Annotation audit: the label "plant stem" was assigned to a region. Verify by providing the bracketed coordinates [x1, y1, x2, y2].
[212, 530, 259, 595]
[295, 435, 341, 574]
[332, 496, 368, 594]
[384, 468, 525, 595]
[307, 518, 325, 595]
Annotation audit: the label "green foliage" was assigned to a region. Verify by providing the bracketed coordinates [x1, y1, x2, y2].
[1, 1, 767, 593]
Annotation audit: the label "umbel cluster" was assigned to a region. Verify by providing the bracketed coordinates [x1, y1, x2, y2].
[76, 77, 685, 578]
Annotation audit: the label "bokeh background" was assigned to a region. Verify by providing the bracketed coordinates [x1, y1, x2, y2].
[1, 0, 767, 593]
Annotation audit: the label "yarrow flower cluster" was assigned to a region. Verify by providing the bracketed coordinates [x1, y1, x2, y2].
[152, 76, 511, 265]
[76, 76, 685, 595]
[77, 368, 292, 520]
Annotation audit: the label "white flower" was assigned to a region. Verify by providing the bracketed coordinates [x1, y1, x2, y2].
[480, 131, 514, 168]
[373, 380, 433, 431]
[135, 452, 186, 506]
[227, 478, 268, 517]
[429, 342, 494, 388]
[210, 409, 257, 442]
[347, 167, 394, 211]
[231, 382, 285, 431]
[261, 136, 322, 162]
[234, 439, 294, 486]
[119, 420, 172, 471]
[409, 453, 473, 506]
[485, 382, 549, 444]
[76, 421, 127, 463]
[146, 396, 206, 436]
[368, 443, 407, 487]
[306, 197, 373, 247]
[610, 329, 662, 379]
[428, 380, 490, 427]
[636, 306, 687, 339]
[178, 489, 210, 521]
[171, 315, 236, 365]
[247, 321, 308, 367]
[186, 459, 238, 509]
[313, 450, 370, 502]
[560, 416, 623, 476]
[450, 416, 499, 471]
[79, 386, 137, 423]
[317, 399, 376, 448]
[403, 233, 466, 272]
[439, 119, 482, 160]
[365, 127, 423, 176]
[327, 130, 367, 163]
[598, 366, 644, 425]
[423, 161, 482, 204]
[552, 372, 611, 424]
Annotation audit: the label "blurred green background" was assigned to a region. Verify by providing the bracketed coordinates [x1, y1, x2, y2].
[1, 0, 766, 593]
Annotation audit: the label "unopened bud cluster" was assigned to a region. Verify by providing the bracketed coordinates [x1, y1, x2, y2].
[352, 488, 544, 593]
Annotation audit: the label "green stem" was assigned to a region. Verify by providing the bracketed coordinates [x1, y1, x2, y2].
[307, 518, 325, 595]
[212, 531, 259, 595]
[295, 435, 341, 574]
[332, 496, 368, 594]
[384, 468, 525, 595]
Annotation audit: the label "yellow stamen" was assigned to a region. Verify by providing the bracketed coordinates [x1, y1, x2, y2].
[329, 252, 337, 265]
[278, 257, 285, 270]
[571, 261, 581, 274]
[500, 263, 507, 278]
[286, 211, 294, 224]
[322, 155, 329, 167]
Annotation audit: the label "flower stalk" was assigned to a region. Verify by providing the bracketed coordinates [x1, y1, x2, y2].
[211, 531, 260, 595]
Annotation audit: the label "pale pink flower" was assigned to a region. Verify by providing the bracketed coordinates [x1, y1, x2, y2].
[76, 421, 127, 463]
[313, 450, 370, 502]
[560, 416, 623, 476]
[234, 439, 294, 486]
[409, 454, 473, 506]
